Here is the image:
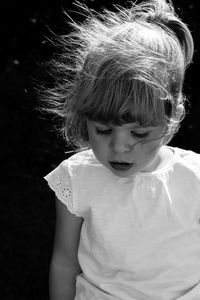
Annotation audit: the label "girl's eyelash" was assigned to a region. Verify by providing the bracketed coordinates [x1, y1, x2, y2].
[95, 127, 149, 138]
[95, 128, 112, 135]
[131, 131, 149, 138]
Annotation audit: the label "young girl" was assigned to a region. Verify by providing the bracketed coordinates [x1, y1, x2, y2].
[43, 0, 200, 299]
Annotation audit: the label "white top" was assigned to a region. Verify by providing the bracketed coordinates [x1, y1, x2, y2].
[44, 146, 200, 300]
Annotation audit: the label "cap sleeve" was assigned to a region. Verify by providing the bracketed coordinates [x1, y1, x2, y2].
[44, 161, 75, 215]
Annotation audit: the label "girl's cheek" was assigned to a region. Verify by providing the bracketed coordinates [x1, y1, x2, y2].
[142, 140, 162, 156]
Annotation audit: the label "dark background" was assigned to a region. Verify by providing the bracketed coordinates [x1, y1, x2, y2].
[1, 0, 199, 299]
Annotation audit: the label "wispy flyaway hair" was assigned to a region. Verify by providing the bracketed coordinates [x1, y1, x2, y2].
[42, 0, 194, 147]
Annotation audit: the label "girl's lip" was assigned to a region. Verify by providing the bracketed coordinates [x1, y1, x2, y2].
[109, 161, 134, 171]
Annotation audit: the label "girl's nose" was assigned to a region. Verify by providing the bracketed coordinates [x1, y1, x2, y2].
[110, 132, 134, 154]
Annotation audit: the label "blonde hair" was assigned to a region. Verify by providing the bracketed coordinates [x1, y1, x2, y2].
[42, 0, 194, 147]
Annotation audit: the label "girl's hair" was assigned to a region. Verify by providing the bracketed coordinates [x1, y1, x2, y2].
[42, 0, 194, 147]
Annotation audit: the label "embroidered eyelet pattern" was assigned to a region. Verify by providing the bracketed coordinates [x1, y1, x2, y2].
[45, 165, 74, 214]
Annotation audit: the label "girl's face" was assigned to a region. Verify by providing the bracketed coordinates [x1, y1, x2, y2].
[86, 119, 166, 177]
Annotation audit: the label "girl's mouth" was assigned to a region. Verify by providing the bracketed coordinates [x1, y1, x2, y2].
[109, 161, 134, 171]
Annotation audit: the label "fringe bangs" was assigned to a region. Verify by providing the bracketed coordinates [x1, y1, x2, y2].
[81, 72, 168, 127]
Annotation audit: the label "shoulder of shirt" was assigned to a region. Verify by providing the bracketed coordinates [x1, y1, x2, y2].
[175, 147, 200, 161]
[66, 148, 99, 166]
[60, 149, 112, 187]
[173, 147, 200, 175]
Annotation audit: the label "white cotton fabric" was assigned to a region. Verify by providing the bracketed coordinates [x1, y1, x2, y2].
[44, 146, 200, 300]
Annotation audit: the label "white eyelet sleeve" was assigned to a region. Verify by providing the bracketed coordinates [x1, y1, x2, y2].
[44, 161, 75, 215]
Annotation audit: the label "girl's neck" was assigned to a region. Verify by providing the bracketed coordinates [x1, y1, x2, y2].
[154, 146, 174, 172]
[142, 146, 173, 173]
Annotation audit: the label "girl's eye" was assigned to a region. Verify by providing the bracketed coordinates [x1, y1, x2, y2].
[95, 128, 112, 135]
[131, 131, 149, 139]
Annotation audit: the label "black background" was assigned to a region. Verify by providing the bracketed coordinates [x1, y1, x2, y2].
[1, 0, 200, 299]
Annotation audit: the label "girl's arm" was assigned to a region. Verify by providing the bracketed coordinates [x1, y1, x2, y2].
[49, 197, 83, 300]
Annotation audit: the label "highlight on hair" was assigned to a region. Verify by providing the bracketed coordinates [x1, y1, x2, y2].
[41, 0, 194, 147]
